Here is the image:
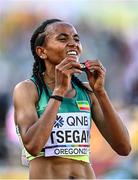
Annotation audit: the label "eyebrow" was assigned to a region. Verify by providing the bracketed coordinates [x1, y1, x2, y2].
[57, 33, 80, 38]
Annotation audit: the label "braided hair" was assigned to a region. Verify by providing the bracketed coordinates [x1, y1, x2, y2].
[30, 19, 62, 96]
[30, 19, 92, 97]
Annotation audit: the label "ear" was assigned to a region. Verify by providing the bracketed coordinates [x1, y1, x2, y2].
[36, 46, 47, 59]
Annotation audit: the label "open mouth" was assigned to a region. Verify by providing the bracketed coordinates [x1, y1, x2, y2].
[67, 50, 79, 62]
[67, 50, 78, 56]
[66, 51, 86, 71]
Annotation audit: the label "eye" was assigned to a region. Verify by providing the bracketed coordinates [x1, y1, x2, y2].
[57, 34, 68, 42]
[59, 38, 67, 42]
[74, 38, 80, 42]
[74, 36, 80, 42]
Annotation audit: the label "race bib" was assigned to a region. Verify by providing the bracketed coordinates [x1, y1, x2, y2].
[45, 112, 91, 156]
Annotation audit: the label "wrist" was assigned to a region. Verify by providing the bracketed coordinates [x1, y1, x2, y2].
[50, 95, 63, 102]
[94, 88, 107, 97]
[53, 88, 66, 97]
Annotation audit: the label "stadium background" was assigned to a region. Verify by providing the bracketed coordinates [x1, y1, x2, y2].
[0, 0, 138, 179]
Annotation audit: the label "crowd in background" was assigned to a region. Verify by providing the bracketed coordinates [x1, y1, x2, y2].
[0, 0, 138, 178]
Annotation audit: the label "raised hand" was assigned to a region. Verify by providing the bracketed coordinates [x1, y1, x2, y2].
[54, 56, 82, 96]
[84, 59, 106, 93]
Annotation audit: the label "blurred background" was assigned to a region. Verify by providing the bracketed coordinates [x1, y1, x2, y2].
[0, 0, 138, 179]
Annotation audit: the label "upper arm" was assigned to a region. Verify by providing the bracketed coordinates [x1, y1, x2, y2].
[13, 80, 39, 141]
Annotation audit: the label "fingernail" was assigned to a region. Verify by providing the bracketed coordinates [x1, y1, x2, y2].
[85, 62, 90, 68]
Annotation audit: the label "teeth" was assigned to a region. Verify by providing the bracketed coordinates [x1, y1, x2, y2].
[67, 51, 77, 55]
[67, 51, 79, 62]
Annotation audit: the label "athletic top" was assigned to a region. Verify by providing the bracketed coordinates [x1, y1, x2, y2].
[16, 77, 93, 166]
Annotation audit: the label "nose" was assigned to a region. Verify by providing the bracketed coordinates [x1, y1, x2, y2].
[67, 39, 77, 47]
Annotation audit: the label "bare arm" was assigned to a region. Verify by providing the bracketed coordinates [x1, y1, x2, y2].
[90, 91, 131, 155]
[13, 80, 62, 156]
[83, 60, 131, 155]
[13, 56, 82, 156]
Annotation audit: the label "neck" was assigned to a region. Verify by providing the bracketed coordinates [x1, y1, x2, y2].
[44, 72, 55, 90]
[43, 62, 56, 89]
[44, 71, 74, 96]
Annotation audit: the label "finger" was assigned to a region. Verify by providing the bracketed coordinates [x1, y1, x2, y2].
[85, 59, 103, 66]
[85, 60, 106, 72]
[96, 59, 105, 71]
[90, 64, 106, 72]
[87, 66, 106, 76]
[56, 61, 82, 73]
[57, 56, 78, 67]
[61, 62, 82, 71]
[65, 68, 82, 75]
[85, 59, 101, 64]
[99, 63, 105, 71]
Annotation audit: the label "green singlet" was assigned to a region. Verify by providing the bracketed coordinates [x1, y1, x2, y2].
[16, 77, 93, 166]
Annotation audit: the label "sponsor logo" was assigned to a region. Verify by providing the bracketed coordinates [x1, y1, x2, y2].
[54, 115, 64, 128]
[45, 112, 91, 156]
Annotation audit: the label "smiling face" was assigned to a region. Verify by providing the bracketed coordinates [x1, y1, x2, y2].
[40, 22, 82, 65]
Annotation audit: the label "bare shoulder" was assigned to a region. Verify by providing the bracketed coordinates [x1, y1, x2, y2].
[14, 79, 36, 93]
[13, 79, 39, 106]
[13, 79, 38, 95]
[13, 79, 39, 126]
